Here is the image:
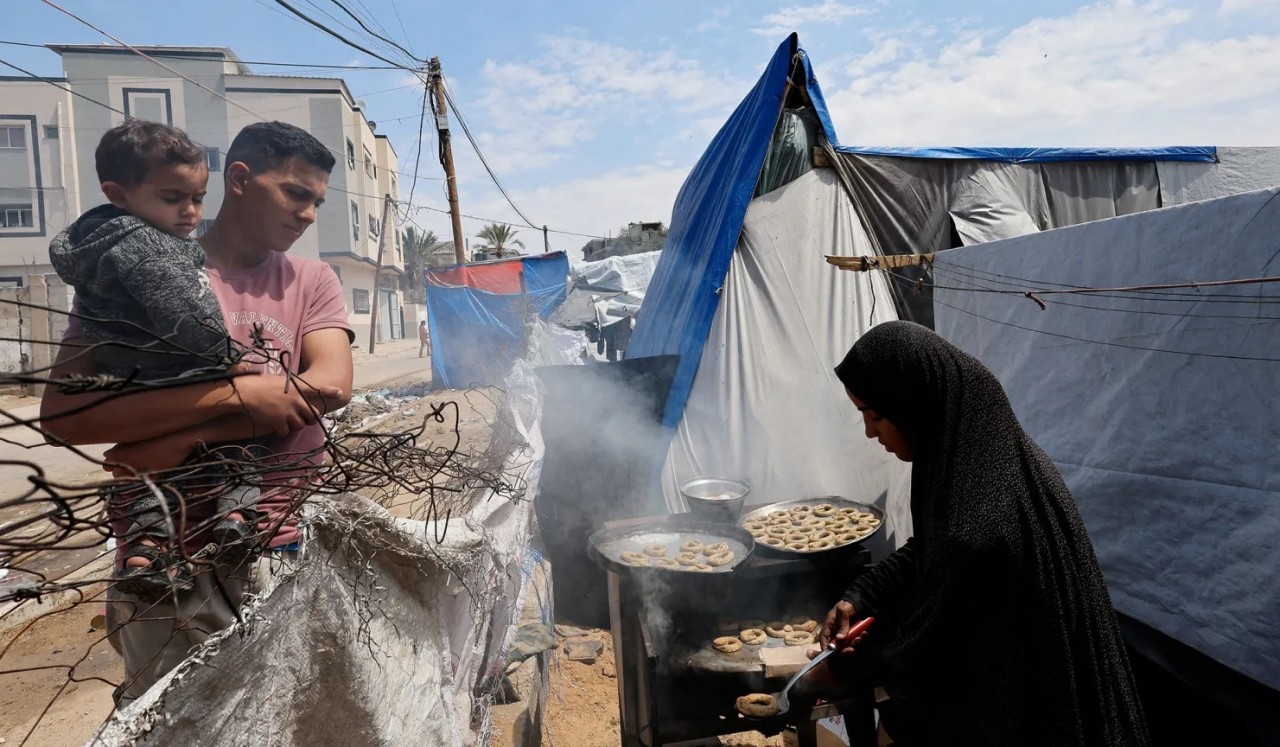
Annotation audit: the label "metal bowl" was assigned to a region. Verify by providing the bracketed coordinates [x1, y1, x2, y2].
[679, 476, 751, 524]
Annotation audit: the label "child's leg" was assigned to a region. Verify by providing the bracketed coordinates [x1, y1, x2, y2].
[110, 487, 193, 602]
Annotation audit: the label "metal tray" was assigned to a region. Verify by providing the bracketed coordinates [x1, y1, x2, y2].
[588, 516, 755, 577]
[737, 496, 884, 557]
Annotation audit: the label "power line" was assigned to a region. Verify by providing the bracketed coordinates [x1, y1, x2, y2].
[0, 57, 124, 116]
[0, 39, 400, 69]
[268, 0, 418, 70]
[403, 77, 430, 223]
[440, 75, 538, 229]
[325, 0, 422, 65]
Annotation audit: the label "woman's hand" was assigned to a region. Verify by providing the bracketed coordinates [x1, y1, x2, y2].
[814, 600, 870, 657]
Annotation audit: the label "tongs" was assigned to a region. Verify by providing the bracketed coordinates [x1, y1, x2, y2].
[749, 616, 875, 719]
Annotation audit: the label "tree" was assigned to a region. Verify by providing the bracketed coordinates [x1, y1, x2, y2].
[400, 225, 439, 292]
[475, 223, 525, 258]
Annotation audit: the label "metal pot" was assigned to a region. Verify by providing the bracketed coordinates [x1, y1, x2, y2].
[679, 476, 751, 524]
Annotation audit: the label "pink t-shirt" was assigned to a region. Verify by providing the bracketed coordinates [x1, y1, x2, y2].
[66, 251, 352, 551]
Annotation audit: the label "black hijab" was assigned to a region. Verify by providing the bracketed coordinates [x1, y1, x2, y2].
[835, 321, 1148, 746]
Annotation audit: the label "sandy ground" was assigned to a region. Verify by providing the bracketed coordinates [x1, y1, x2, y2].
[539, 627, 797, 747]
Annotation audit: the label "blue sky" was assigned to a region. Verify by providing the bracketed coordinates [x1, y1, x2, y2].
[4, 0, 1278, 253]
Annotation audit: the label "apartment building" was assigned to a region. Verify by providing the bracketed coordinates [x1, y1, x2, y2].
[0, 44, 405, 345]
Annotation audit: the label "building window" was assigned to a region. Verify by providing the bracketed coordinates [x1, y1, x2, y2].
[204, 148, 220, 172]
[0, 277, 22, 288]
[390, 174, 397, 195]
[352, 288, 370, 314]
[346, 139, 355, 170]
[195, 219, 214, 237]
[327, 263, 342, 281]
[122, 89, 173, 125]
[350, 200, 360, 241]
[43, 125, 58, 140]
[0, 126, 26, 149]
[0, 205, 34, 228]
[368, 212, 380, 237]
[363, 147, 374, 179]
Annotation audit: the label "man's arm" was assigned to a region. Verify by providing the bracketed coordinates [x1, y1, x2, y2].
[292, 327, 354, 414]
[40, 337, 339, 446]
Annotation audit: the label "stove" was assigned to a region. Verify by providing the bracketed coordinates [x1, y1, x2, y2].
[603, 514, 879, 747]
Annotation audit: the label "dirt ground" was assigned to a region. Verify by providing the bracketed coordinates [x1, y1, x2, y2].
[541, 628, 796, 747]
[0, 586, 120, 746]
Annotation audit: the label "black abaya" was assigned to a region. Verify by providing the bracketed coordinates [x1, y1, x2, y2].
[832, 321, 1148, 746]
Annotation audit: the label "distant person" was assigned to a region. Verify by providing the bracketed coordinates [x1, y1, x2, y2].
[418, 319, 431, 358]
[42, 121, 353, 707]
[47, 120, 264, 601]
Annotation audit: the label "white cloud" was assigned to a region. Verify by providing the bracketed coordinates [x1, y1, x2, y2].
[1219, 0, 1274, 13]
[467, 35, 744, 173]
[695, 5, 733, 33]
[753, 1, 877, 37]
[825, 1, 1280, 145]
[448, 166, 689, 255]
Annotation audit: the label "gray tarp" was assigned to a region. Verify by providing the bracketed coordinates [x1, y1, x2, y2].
[933, 187, 1280, 691]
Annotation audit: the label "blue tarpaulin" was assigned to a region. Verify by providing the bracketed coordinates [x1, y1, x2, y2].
[426, 252, 568, 389]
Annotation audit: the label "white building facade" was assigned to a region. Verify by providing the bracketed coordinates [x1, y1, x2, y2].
[0, 45, 405, 345]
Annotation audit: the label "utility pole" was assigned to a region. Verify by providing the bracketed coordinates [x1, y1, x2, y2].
[543, 224, 549, 254]
[428, 57, 467, 265]
[368, 193, 393, 354]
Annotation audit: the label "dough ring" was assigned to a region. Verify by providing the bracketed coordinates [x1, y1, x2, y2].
[800, 517, 825, 528]
[808, 539, 835, 551]
[862, 518, 882, 528]
[838, 507, 861, 517]
[620, 551, 647, 564]
[713, 636, 743, 653]
[789, 618, 819, 633]
[785, 631, 816, 646]
[785, 533, 810, 544]
[655, 557, 680, 569]
[835, 532, 859, 544]
[681, 540, 705, 553]
[789, 505, 813, 516]
[812, 503, 836, 517]
[676, 552, 701, 566]
[643, 544, 668, 557]
[784, 542, 809, 551]
[739, 628, 767, 645]
[707, 551, 735, 567]
[765, 525, 791, 538]
[767, 510, 791, 521]
[764, 622, 789, 638]
[790, 525, 817, 535]
[810, 530, 835, 542]
[736, 693, 779, 718]
[702, 542, 730, 556]
[744, 521, 767, 532]
[761, 536, 784, 547]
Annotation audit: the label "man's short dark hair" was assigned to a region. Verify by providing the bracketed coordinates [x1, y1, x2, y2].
[95, 119, 206, 187]
[225, 121, 336, 176]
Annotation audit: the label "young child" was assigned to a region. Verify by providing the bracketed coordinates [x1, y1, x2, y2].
[49, 119, 264, 601]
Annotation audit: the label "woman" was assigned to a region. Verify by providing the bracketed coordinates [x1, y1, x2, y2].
[813, 321, 1148, 746]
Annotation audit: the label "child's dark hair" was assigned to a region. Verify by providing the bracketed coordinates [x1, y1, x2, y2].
[225, 121, 336, 175]
[95, 119, 206, 187]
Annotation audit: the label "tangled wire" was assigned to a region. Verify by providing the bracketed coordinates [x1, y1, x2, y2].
[0, 298, 533, 744]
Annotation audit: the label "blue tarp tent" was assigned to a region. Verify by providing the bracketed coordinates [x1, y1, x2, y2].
[426, 251, 569, 389]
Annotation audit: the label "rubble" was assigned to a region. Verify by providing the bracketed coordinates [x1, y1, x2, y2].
[564, 638, 604, 664]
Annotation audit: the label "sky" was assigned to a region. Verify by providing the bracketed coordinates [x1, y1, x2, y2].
[3, 0, 1279, 254]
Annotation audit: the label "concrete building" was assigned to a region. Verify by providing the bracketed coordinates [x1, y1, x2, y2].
[580, 221, 666, 262]
[0, 44, 405, 346]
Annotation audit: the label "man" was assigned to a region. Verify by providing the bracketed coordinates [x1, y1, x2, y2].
[418, 319, 431, 358]
[40, 121, 354, 706]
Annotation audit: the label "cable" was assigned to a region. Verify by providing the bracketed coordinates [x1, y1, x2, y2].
[440, 76, 539, 229]
[403, 78, 431, 222]
[23, 9, 446, 188]
[0, 40, 399, 69]
[326, 0, 422, 65]
[884, 273, 1280, 363]
[267, 0, 418, 70]
[0, 57, 125, 116]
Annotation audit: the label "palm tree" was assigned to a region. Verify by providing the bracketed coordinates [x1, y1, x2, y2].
[401, 226, 439, 292]
[475, 223, 525, 258]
